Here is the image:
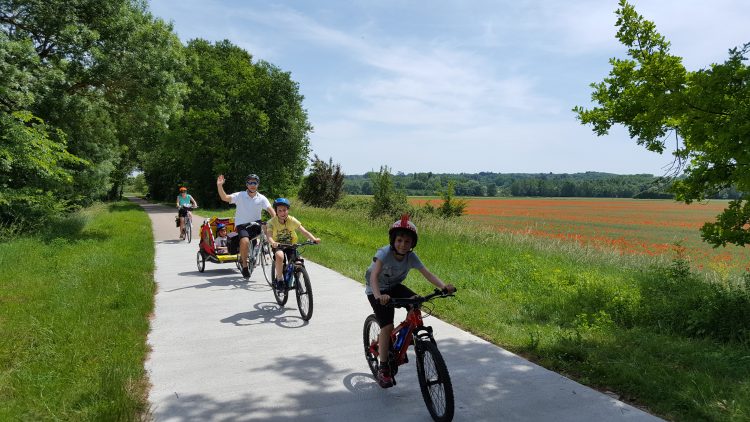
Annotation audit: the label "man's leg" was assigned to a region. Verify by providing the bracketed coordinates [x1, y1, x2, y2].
[239, 237, 250, 268]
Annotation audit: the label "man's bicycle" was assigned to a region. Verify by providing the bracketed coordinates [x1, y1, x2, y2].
[270, 241, 317, 321]
[235, 221, 272, 282]
[179, 205, 197, 243]
[363, 288, 457, 422]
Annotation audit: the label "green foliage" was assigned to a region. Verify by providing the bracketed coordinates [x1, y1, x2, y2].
[0, 111, 88, 227]
[294, 203, 750, 420]
[0, 202, 154, 420]
[344, 171, 694, 199]
[142, 39, 310, 206]
[574, 0, 750, 247]
[700, 199, 750, 246]
[1, 0, 186, 213]
[369, 166, 408, 219]
[436, 181, 466, 218]
[299, 155, 344, 208]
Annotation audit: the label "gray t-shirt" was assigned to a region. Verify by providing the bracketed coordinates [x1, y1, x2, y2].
[364, 245, 424, 295]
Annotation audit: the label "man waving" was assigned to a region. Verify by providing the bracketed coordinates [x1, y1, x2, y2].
[217, 173, 275, 278]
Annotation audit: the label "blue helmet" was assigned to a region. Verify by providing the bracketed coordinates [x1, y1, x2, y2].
[273, 197, 291, 210]
[216, 223, 226, 230]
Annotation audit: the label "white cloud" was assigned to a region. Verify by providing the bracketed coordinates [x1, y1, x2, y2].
[148, 0, 748, 175]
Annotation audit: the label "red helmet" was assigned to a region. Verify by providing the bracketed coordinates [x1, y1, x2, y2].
[389, 214, 418, 248]
[179, 186, 187, 192]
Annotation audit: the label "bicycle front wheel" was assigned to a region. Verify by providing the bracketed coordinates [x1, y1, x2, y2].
[415, 340, 454, 422]
[294, 266, 313, 321]
[185, 219, 192, 243]
[362, 315, 381, 377]
[259, 242, 272, 285]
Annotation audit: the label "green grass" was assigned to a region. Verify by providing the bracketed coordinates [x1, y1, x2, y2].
[293, 202, 750, 422]
[0, 201, 155, 421]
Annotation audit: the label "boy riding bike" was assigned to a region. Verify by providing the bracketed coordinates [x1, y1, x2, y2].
[266, 198, 320, 292]
[365, 214, 455, 388]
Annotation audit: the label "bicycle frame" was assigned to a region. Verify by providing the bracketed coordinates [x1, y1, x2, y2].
[370, 289, 451, 367]
[390, 308, 426, 365]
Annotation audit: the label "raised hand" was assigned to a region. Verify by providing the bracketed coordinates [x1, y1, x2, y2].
[217, 174, 225, 185]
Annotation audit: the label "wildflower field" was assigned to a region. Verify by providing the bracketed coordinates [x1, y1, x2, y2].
[411, 197, 749, 274]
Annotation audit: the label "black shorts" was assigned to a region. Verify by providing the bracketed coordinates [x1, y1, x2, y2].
[273, 247, 298, 263]
[235, 221, 262, 239]
[367, 284, 416, 327]
[178, 208, 188, 217]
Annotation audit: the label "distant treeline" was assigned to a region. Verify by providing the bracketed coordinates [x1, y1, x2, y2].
[343, 172, 742, 199]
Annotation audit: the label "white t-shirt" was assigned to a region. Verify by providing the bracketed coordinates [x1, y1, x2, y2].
[229, 191, 271, 225]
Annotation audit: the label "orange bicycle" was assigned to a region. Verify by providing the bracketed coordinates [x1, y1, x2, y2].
[363, 288, 457, 422]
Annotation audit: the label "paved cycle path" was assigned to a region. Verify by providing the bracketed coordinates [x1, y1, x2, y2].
[134, 198, 663, 422]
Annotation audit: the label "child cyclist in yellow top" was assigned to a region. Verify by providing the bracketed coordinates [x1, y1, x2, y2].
[266, 198, 321, 291]
[365, 215, 456, 388]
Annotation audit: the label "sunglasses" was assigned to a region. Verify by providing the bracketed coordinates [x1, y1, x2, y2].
[246, 181, 258, 186]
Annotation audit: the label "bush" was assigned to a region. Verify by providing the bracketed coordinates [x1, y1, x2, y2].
[299, 155, 344, 208]
[370, 166, 409, 219]
[437, 181, 466, 218]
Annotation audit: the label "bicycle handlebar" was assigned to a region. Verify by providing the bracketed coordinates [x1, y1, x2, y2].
[179, 205, 198, 210]
[275, 240, 318, 249]
[389, 288, 457, 307]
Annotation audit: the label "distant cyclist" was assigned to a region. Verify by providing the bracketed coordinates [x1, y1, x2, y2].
[365, 214, 455, 388]
[216, 173, 275, 278]
[176, 186, 198, 240]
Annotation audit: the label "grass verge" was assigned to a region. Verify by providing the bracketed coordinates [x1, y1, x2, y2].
[292, 202, 749, 422]
[0, 201, 154, 421]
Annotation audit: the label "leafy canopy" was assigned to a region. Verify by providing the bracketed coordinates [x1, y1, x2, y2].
[574, 0, 750, 247]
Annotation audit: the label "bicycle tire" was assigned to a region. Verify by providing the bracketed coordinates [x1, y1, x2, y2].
[185, 218, 192, 243]
[269, 255, 278, 287]
[415, 340, 454, 422]
[294, 266, 313, 321]
[196, 251, 205, 272]
[362, 314, 381, 377]
[271, 251, 288, 306]
[259, 242, 272, 285]
[246, 243, 256, 278]
[273, 279, 289, 305]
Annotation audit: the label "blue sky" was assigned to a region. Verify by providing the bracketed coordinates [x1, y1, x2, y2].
[149, 0, 748, 175]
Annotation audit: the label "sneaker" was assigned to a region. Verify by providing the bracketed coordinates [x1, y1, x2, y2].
[241, 266, 250, 278]
[275, 279, 285, 291]
[377, 366, 394, 388]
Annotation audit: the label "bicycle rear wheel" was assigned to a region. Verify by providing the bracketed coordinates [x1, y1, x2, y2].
[415, 340, 454, 422]
[273, 280, 288, 305]
[196, 251, 205, 272]
[294, 266, 313, 321]
[362, 315, 381, 377]
[271, 254, 288, 306]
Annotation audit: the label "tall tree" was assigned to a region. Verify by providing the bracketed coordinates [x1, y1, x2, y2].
[143, 39, 311, 206]
[1, 0, 184, 206]
[574, 0, 750, 246]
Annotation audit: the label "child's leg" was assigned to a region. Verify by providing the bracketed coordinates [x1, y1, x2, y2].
[274, 249, 284, 280]
[378, 323, 394, 365]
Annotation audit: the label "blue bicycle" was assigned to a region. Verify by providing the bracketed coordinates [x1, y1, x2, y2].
[270, 241, 317, 320]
